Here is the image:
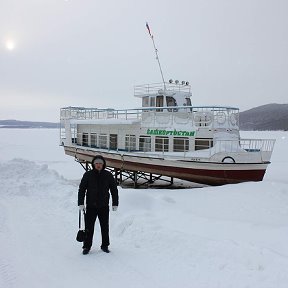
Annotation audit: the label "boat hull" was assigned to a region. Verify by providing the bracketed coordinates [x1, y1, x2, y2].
[64, 146, 269, 186]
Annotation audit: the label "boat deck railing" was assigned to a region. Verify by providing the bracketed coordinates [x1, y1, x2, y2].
[60, 106, 239, 128]
[140, 138, 276, 161]
[134, 82, 191, 97]
[239, 138, 275, 153]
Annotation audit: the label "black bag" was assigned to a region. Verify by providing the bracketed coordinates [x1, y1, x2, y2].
[76, 210, 87, 242]
[76, 230, 86, 242]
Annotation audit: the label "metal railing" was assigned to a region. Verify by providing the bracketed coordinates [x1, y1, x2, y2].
[60, 106, 239, 122]
[134, 82, 191, 97]
[239, 138, 275, 152]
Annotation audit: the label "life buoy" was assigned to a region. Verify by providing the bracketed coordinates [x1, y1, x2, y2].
[216, 112, 226, 124]
[193, 112, 201, 123]
[229, 114, 238, 126]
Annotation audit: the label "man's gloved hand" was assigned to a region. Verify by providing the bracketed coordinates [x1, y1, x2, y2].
[78, 205, 85, 211]
[112, 206, 118, 211]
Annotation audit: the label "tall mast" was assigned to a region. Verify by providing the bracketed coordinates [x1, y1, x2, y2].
[146, 22, 166, 91]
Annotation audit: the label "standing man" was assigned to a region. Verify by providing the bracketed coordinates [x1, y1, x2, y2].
[78, 155, 119, 255]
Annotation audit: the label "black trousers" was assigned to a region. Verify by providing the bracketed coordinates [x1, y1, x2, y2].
[83, 206, 110, 249]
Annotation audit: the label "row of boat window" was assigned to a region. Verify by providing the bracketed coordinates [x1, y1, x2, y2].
[141, 95, 192, 112]
[77, 133, 213, 152]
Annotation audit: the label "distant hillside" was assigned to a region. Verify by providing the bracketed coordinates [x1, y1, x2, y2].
[0, 120, 59, 129]
[239, 103, 288, 131]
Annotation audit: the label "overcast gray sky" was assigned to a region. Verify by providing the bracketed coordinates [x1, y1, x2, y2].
[1, 0, 287, 121]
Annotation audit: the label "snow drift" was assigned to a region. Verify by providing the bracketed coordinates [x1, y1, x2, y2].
[0, 129, 288, 288]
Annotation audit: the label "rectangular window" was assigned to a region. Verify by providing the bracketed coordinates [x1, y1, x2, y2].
[82, 133, 88, 146]
[156, 95, 164, 112]
[173, 138, 189, 152]
[166, 96, 178, 112]
[109, 134, 118, 150]
[77, 132, 82, 145]
[71, 125, 77, 144]
[139, 136, 151, 152]
[195, 138, 213, 150]
[155, 136, 169, 152]
[125, 135, 136, 151]
[91, 133, 97, 148]
[142, 96, 149, 107]
[99, 134, 108, 149]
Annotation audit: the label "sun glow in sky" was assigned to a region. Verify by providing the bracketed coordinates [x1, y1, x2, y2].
[5, 40, 15, 50]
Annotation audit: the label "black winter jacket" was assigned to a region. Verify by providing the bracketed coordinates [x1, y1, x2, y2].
[78, 169, 119, 208]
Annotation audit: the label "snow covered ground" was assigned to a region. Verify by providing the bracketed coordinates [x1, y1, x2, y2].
[0, 129, 288, 288]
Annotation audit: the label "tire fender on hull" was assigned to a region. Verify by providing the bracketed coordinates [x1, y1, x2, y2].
[222, 156, 235, 163]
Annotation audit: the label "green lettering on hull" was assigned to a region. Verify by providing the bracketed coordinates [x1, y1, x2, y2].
[147, 129, 195, 137]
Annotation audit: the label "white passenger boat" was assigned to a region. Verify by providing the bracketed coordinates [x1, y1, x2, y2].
[60, 81, 275, 186]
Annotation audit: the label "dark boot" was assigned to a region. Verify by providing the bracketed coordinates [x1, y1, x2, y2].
[101, 246, 110, 253]
[82, 248, 90, 255]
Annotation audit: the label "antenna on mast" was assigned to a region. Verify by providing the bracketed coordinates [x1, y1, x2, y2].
[146, 22, 166, 91]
